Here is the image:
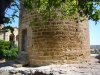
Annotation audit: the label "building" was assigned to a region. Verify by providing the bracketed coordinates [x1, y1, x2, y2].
[0, 24, 18, 46]
[18, 8, 90, 66]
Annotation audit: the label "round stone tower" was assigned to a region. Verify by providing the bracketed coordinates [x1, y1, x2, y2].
[19, 8, 90, 66]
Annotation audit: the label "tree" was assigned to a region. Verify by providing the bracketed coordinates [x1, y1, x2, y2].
[0, 0, 100, 26]
[0, 0, 19, 32]
[0, 0, 12, 24]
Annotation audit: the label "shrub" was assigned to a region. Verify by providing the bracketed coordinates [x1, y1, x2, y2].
[5, 41, 11, 50]
[11, 46, 18, 54]
[0, 50, 3, 59]
[0, 40, 10, 50]
[2, 49, 18, 59]
[0, 44, 18, 60]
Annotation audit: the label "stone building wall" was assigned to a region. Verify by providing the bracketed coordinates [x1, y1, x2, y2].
[0, 24, 5, 40]
[19, 9, 90, 66]
[0, 25, 19, 46]
[5, 27, 19, 46]
[0, 32, 4, 40]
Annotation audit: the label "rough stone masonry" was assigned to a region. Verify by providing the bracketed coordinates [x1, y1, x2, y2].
[18, 7, 90, 66]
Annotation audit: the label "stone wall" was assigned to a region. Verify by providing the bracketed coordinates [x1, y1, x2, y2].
[5, 27, 19, 45]
[19, 9, 90, 66]
[0, 25, 19, 46]
[0, 24, 5, 40]
[0, 32, 4, 40]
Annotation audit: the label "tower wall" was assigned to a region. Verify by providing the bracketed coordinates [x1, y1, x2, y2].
[19, 9, 90, 66]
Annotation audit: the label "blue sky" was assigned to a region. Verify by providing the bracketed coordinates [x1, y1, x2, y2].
[5, 9, 100, 45]
[89, 20, 100, 45]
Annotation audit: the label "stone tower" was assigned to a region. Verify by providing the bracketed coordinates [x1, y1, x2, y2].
[18, 8, 90, 66]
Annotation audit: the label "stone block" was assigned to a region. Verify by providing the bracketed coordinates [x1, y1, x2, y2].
[12, 64, 22, 68]
[0, 71, 9, 75]
[15, 73, 22, 75]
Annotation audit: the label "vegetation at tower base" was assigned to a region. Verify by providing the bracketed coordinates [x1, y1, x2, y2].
[0, 40, 18, 60]
[0, 0, 100, 26]
[0, 40, 10, 50]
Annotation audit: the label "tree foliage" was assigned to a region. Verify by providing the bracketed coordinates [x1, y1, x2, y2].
[2, 26, 14, 33]
[4, 0, 100, 25]
[0, 0, 19, 33]
[0, 43, 18, 59]
[4, 0, 19, 24]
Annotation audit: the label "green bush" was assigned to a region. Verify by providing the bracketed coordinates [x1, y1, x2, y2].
[11, 45, 18, 53]
[5, 41, 11, 50]
[0, 40, 10, 50]
[0, 42, 18, 60]
[2, 49, 18, 59]
[0, 50, 3, 59]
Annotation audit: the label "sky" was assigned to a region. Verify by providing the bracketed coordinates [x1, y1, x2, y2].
[5, 8, 100, 45]
[89, 20, 100, 45]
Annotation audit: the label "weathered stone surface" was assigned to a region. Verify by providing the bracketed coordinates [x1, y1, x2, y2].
[15, 53, 29, 66]
[0, 71, 9, 75]
[15, 73, 22, 75]
[18, 6, 90, 66]
[12, 64, 22, 68]
[0, 56, 100, 75]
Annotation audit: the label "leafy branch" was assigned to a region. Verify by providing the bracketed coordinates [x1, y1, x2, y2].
[3, 0, 100, 26]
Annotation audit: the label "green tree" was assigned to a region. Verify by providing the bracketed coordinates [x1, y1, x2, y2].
[1, 0, 100, 26]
